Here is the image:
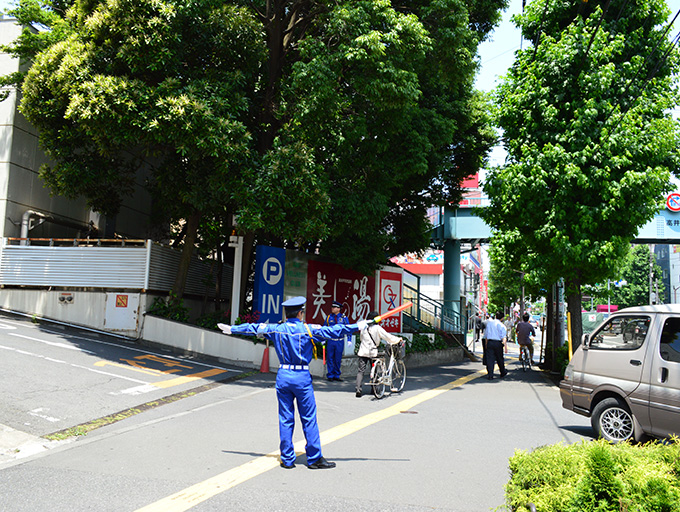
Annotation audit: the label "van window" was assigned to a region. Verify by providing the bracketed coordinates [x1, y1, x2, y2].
[660, 318, 680, 363]
[589, 315, 650, 350]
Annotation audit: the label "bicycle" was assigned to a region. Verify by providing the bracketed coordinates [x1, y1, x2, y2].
[519, 344, 531, 372]
[369, 340, 407, 399]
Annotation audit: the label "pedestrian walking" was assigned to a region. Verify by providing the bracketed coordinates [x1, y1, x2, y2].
[484, 311, 508, 380]
[476, 313, 489, 366]
[355, 311, 402, 397]
[218, 297, 367, 469]
[324, 300, 349, 381]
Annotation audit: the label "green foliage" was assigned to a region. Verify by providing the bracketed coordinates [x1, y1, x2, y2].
[195, 310, 229, 331]
[406, 332, 447, 353]
[6, 0, 507, 283]
[570, 443, 624, 512]
[506, 439, 680, 512]
[555, 343, 570, 378]
[583, 245, 666, 309]
[483, 0, 680, 344]
[147, 293, 189, 323]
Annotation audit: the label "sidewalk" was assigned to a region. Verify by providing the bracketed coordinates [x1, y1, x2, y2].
[0, 423, 69, 464]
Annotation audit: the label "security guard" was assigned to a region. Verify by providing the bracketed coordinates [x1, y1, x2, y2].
[324, 300, 349, 381]
[218, 297, 366, 469]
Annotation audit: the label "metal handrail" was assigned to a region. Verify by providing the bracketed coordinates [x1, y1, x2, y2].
[403, 284, 465, 333]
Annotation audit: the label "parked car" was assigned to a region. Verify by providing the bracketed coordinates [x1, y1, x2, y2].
[560, 304, 680, 442]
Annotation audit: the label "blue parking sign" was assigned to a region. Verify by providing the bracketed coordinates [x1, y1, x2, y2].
[253, 246, 286, 323]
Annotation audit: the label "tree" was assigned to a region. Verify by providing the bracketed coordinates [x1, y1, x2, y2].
[486, 229, 550, 314]
[584, 244, 666, 309]
[482, 0, 680, 346]
[5, 0, 506, 305]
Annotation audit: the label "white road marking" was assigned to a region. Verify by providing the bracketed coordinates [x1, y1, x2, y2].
[0, 344, 148, 385]
[9, 333, 94, 354]
[28, 408, 60, 423]
[110, 384, 159, 396]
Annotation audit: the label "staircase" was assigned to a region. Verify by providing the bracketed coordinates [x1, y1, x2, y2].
[403, 284, 467, 337]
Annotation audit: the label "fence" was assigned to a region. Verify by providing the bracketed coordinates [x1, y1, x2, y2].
[0, 238, 232, 297]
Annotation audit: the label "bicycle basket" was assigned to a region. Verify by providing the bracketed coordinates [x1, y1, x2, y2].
[389, 340, 406, 359]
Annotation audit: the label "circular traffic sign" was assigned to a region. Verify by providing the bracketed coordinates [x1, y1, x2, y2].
[667, 193, 680, 212]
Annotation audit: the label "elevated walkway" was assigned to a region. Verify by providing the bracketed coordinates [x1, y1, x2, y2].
[424, 191, 680, 338]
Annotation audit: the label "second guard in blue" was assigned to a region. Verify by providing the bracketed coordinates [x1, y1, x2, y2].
[324, 300, 349, 381]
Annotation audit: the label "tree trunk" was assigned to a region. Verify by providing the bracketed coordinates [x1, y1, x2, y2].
[545, 285, 554, 371]
[238, 231, 257, 314]
[259, 4, 285, 155]
[172, 211, 202, 299]
[566, 277, 583, 353]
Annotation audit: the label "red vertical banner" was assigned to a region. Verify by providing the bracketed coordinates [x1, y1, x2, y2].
[378, 270, 403, 332]
[305, 260, 375, 323]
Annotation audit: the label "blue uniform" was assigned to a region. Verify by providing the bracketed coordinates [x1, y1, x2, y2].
[231, 318, 358, 466]
[324, 312, 349, 379]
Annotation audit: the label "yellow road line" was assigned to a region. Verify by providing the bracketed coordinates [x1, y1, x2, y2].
[152, 368, 228, 389]
[135, 368, 487, 512]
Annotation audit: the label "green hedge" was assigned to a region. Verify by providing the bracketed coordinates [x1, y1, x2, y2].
[505, 439, 680, 512]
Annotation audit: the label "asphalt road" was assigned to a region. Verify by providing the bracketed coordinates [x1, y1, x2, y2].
[0, 314, 592, 511]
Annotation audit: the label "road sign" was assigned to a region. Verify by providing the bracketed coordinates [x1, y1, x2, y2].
[667, 193, 680, 212]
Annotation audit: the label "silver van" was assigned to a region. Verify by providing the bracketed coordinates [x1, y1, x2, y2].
[560, 304, 680, 442]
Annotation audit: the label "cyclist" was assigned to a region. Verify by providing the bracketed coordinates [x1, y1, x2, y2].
[516, 312, 536, 365]
[355, 310, 402, 397]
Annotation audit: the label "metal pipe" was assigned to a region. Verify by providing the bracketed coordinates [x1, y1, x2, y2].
[20, 209, 98, 245]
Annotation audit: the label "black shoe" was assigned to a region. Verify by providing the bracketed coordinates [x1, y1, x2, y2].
[280, 462, 295, 469]
[308, 457, 336, 469]
[334, 377, 343, 382]
[500, 371, 508, 378]
[355, 390, 362, 398]
[487, 375, 494, 380]
[327, 378, 334, 381]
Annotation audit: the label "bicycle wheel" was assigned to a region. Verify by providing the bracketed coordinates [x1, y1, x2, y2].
[371, 359, 386, 399]
[391, 360, 406, 392]
[520, 347, 528, 372]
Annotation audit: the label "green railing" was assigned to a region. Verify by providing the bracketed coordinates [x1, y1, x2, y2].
[403, 284, 466, 334]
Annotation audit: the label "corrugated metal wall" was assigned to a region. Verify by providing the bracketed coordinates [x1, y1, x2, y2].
[0, 239, 232, 298]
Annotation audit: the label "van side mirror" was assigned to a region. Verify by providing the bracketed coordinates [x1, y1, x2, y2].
[582, 333, 589, 350]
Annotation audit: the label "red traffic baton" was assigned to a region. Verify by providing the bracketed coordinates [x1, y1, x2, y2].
[372, 302, 413, 323]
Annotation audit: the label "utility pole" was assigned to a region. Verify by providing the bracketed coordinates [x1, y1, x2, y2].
[649, 244, 655, 305]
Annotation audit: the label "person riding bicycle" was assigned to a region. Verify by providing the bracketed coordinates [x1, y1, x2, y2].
[516, 312, 536, 365]
[355, 310, 403, 398]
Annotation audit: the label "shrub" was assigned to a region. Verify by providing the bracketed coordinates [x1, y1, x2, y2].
[505, 439, 680, 512]
[147, 292, 189, 323]
[406, 332, 447, 353]
[195, 310, 230, 330]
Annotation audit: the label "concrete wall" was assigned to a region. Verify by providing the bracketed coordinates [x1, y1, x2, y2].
[0, 288, 211, 339]
[140, 315, 464, 377]
[0, 287, 464, 375]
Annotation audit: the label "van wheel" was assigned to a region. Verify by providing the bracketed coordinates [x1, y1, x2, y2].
[591, 397, 635, 443]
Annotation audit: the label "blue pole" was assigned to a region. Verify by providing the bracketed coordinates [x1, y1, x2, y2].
[443, 238, 461, 328]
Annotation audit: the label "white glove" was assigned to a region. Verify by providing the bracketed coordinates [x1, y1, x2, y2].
[217, 323, 232, 335]
[357, 320, 368, 331]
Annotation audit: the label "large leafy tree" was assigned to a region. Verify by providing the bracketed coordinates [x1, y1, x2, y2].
[4, 0, 505, 304]
[482, 0, 680, 345]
